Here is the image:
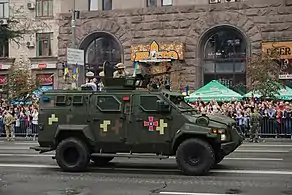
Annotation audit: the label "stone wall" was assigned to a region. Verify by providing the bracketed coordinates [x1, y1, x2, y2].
[57, 1, 292, 90]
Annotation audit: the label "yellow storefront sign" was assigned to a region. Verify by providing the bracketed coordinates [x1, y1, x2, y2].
[131, 41, 184, 62]
[262, 41, 292, 59]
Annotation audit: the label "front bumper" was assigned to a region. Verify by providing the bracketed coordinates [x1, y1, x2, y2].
[220, 125, 244, 156]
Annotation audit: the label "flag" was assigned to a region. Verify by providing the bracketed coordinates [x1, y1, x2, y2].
[63, 63, 69, 80]
[133, 61, 141, 76]
[72, 63, 79, 80]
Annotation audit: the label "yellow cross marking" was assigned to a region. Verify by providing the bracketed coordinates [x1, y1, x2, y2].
[156, 119, 167, 135]
[100, 120, 111, 132]
[48, 114, 58, 125]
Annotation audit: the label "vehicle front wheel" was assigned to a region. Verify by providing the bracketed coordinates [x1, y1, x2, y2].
[55, 137, 90, 172]
[176, 138, 215, 176]
[91, 157, 114, 166]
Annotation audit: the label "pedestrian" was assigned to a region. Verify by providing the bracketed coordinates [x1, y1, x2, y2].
[3, 110, 15, 141]
[249, 108, 262, 143]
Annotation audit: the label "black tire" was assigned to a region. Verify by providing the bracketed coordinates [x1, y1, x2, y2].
[55, 137, 90, 172]
[91, 157, 114, 166]
[176, 138, 215, 176]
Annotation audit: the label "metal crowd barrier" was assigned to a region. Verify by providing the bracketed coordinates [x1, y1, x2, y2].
[260, 117, 292, 138]
[0, 120, 38, 139]
[0, 117, 291, 139]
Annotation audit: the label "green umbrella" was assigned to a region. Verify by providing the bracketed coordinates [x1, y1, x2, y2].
[244, 85, 292, 100]
[243, 90, 262, 98]
[185, 80, 242, 102]
[276, 86, 292, 100]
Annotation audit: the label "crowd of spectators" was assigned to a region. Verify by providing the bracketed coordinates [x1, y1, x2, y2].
[0, 103, 38, 141]
[190, 98, 292, 137]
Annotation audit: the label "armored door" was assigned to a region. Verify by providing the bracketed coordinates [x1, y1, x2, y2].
[128, 94, 172, 154]
[90, 94, 126, 152]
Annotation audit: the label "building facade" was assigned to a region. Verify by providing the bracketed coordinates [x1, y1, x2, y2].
[0, 0, 61, 96]
[57, 0, 292, 92]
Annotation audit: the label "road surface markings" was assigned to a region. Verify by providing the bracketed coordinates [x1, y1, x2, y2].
[0, 154, 283, 161]
[0, 164, 291, 175]
[160, 192, 238, 195]
[235, 149, 289, 153]
[241, 144, 292, 147]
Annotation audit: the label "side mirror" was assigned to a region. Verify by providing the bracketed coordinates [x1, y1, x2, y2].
[157, 100, 171, 113]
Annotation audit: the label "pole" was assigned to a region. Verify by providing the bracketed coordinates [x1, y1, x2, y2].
[71, 0, 76, 49]
[71, 0, 77, 88]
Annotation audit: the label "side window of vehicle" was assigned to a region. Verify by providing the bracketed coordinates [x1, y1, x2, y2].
[139, 95, 160, 112]
[96, 95, 121, 112]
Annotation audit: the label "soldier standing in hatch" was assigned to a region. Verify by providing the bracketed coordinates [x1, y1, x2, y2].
[113, 63, 129, 78]
[249, 108, 262, 143]
[4, 110, 15, 141]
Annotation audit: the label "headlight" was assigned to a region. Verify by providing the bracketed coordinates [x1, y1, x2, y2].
[211, 129, 227, 141]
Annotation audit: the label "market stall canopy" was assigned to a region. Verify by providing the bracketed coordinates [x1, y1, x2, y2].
[243, 86, 292, 100]
[185, 80, 242, 102]
[243, 90, 262, 98]
[276, 86, 292, 100]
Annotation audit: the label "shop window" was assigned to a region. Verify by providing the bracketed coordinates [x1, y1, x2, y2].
[36, 33, 52, 57]
[85, 33, 122, 76]
[0, 40, 8, 58]
[102, 0, 112, 10]
[0, 1, 9, 18]
[36, 0, 53, 17]
[96, 95, 121, 111]
[161, 0, 172, 6]
[139, 95, 160, 112]
[202, 27, 247, 93]
[146, 0, 157, 7]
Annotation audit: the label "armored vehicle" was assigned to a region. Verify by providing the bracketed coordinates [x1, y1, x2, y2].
[31, 76, 244, 176]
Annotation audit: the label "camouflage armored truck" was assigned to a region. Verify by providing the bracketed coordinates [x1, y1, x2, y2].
[31, 77, 244, 176]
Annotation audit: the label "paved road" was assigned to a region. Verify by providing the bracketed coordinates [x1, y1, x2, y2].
[0, 140, 291, 195]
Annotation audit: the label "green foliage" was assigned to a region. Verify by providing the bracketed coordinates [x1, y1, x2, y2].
[247, 47, 283, 99]
[6, 56, 40, 101]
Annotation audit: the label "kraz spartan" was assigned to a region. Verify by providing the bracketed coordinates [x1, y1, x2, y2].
[31, 69, 244, 176]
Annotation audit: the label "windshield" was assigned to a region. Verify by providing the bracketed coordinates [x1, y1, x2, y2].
[169, 95, 198, 114]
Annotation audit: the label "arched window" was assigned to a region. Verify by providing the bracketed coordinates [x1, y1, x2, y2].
[83, 33, 122, 76]
[202, 28, 247, 93]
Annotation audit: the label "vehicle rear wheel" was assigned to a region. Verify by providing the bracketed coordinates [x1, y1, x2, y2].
[55, 137, 90, 172]
[91, 157, 114, 166]
[176, 138, 215, 176]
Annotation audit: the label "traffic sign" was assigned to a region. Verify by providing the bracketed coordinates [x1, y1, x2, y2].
[67, 48, 84, 65]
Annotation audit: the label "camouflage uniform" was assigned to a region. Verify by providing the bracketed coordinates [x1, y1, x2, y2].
[249, 109, 262, 142]
[4, 112, 15, 141]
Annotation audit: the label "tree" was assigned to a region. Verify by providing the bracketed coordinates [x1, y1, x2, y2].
[0, 20, 23, 48]
[247, 46, 283, 99]
[0, 4, 51, 49]
[6, 55, 39, 102]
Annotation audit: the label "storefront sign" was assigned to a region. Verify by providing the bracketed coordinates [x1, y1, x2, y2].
[0, 75, 7, 85]
[37, 74, 54, 85]
[262, 41, 292, 59]
[131, 41, 184, 62]
[38, 63, 47, 69]
[31, 63, 56, 69]
[262, 42, 292, 80]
